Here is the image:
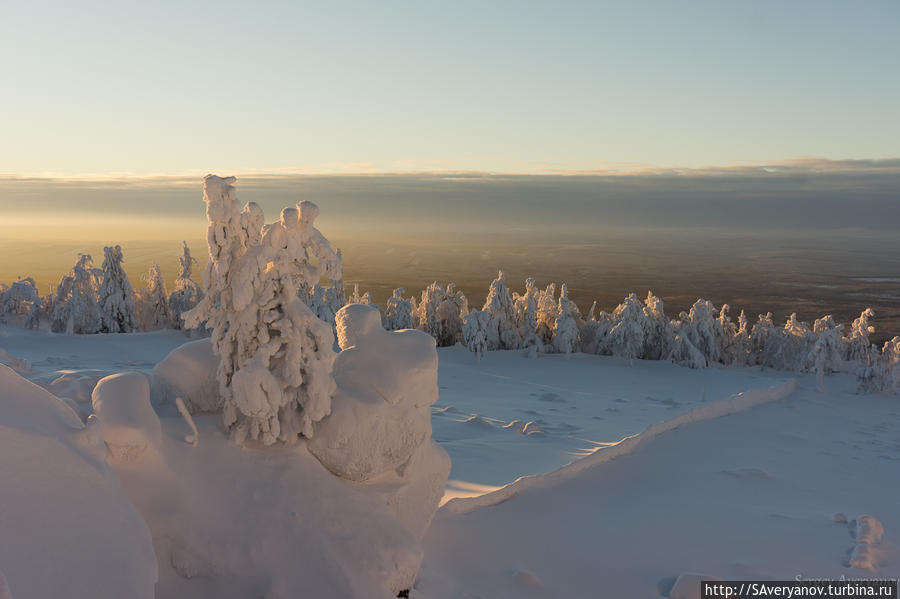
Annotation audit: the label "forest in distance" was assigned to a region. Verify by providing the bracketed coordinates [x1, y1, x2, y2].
[3, 226, 899, 344]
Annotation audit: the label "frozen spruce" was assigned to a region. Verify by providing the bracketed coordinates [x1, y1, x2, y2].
[642, 291, 671, 360]
[0, 277, 40, 326]
[184, 175, 342, 444]
[845, 307, 876, 365]
[384, 287, 416, 331]
[50, 254, 103, 334]
[98, 245, 138, 333]
[462, 308, 490, 361]
[482, 270, 522, 350]
[551, 283, 580, 355]
[136, 263, 171, 331]
[167, 241, 204, 331]
[513, 277, 541, 348]
[607, 293, 647, 360]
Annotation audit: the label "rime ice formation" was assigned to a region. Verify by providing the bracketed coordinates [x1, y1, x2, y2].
[309, 305, 444, 482]
[309, 304, 450, 544]
[92, 372, 161, 462]
[183, 175, 343, 444]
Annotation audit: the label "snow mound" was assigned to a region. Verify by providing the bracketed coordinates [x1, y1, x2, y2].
[373, 439, 452, 539]
[37, 370, 112, 403]
[0, 364, 157, 599]
[849, 515, 885, 570]
[669, 573, 721, 599]
[853, 514, 884, 544]
[92, 371, 161, 462]
[309, 304, 440, 482]
[153, 339, 220, 412]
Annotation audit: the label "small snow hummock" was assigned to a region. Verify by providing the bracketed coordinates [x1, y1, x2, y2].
[849, 515, 885, 570]
[153, 339, 220, 412]
[91, 371, 161, 462]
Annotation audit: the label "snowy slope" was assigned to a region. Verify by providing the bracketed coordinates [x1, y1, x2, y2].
[0, 364, 157, 599]
[418, 375, 900, 598]
[433, 345, 792, 498]
[1, 325, 897, 599]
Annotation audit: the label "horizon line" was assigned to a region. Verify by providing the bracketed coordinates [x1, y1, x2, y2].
[2, 156, 900, 184]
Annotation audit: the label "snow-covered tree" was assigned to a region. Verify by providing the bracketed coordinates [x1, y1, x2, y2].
[748, 312, 775, 366]
[383, 288, 415, 331]
[880, 337, 900, 394]
[607, 293, 646, 360]
[730, 310, 751, 366]
[579, 302, 613, 355]
[845, 308, 876, 365]
[348, 283, 372, 305]
[50, 254, 102, 334]
[462, 308, 490, 361]
[642, 292, 671, 360]
[136, 264, 171, 331]
[714, 304, 737, 365]
[513, 278, 541, 348]
[184, 175, 265, 335]
[805, 315, 845, 390]
[183, 175, 342, 444]
[673, 299, 722, 367]
[98, 245, 138, 333]
[416, 282, 445, 341]
[437, 283, 468, 346]
[535, 283, 558, 347]
[1, 277, 40, 325]
[168, 241, 204, 330]
[551, 283, 580, 355]
[669, 329, 707, 369]
[757, 313, 815, 372]
[482, 271, 522, 350]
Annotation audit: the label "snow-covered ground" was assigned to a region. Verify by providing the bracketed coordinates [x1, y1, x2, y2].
[433, 345, 792, 499]
[0, 324, 897, 598]
[420, 375, 900, 597]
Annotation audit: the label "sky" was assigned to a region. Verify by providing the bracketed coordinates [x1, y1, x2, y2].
[1, 0, 898, 176]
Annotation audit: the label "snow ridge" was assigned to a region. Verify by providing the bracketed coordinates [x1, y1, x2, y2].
[442, 378, 798, 515]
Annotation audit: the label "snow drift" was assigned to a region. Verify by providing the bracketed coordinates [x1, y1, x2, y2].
[443, 378, 798, 515]
[0, 364, 157, 599]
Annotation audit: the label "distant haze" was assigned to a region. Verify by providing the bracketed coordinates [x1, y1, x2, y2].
[2, 160, 900, 339]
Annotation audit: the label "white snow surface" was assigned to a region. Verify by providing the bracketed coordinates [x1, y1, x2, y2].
[418, 376, 900, 598]
[310, 305, 442, 483]
[1, 323, 898, 598]
[152, 338, 220, 412]
[92, 371, 161, 462]
[0, 363, 157, 599]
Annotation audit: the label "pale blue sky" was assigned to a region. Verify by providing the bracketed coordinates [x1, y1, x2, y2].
[1, 0, 898, 175]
